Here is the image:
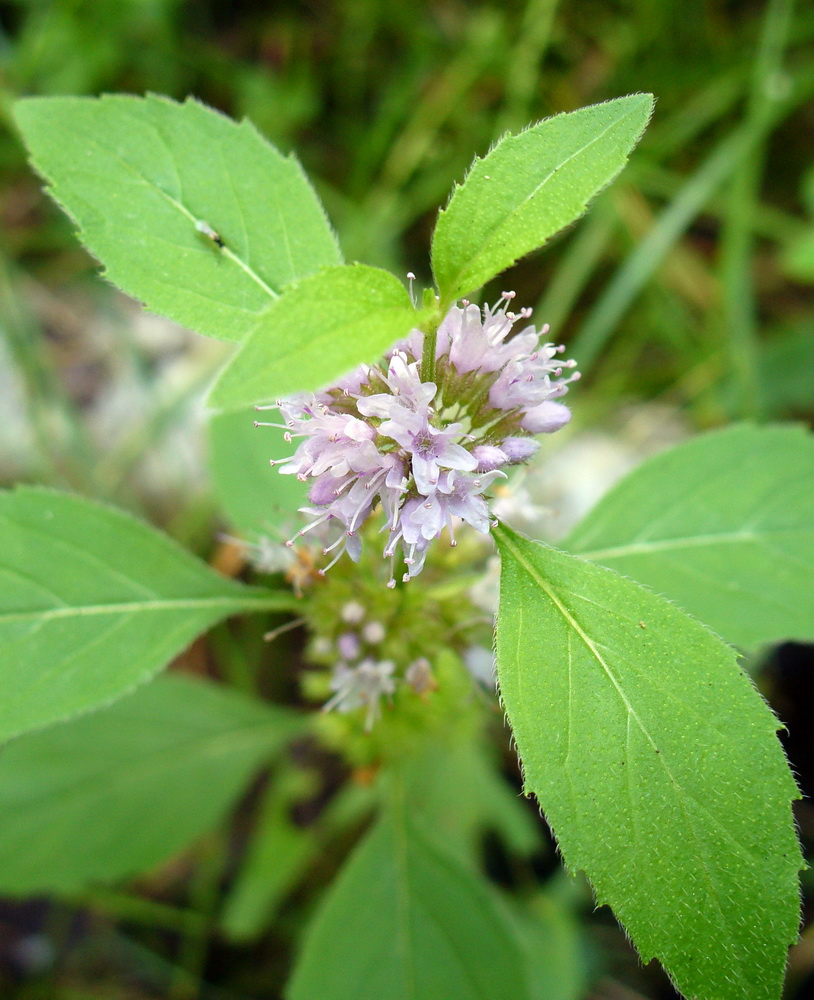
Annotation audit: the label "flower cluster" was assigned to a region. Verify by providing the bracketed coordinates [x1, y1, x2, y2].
[311, 599, 437, 729]
[257, 293, 578, 586]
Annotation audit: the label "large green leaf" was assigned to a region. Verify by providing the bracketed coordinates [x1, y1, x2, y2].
[13, 94, 341, 342]
[0, 487, 294, 743]
[493, 523, 802, 1000]
[431, 94, 653, 303]
[0, 674, 301, 894]
[209, 264, 428, 407]
[565, 424, 814, 648]
[287, 808, 529, 1000]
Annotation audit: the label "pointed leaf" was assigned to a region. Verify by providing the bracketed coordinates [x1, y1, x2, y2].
[13, 94, 341, 342]
[431, 94, 653, 302]
[565, 425, 814, 648]
[287, 809, 529, 1000]
[0, 674, 301, 893]
[0, 487, 294, 743]
[209, 264, 426, 407]
[494, 522, 802, 1000]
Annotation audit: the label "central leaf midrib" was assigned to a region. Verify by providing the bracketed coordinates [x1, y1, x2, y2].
[0, 593, 286, 627]
[59, 115, 281, 301]
[577, 524, 807, 561]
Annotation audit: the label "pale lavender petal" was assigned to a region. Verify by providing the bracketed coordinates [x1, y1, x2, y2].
[521, 400, 572, 434]
[500, 437, 540, 463]
[471, 444, 508, 472]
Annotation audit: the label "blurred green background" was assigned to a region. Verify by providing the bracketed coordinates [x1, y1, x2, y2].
[2, 0, 813, 533]
[0, 1, 813, 998]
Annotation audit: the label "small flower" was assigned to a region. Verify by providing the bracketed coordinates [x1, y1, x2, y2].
[340, 600, 366, 624]
[260, 292, 578, 583]
[323, 658, 396, 730]
[362, 620, 386, 644]
[520, 400, 573, 434]
[337, 632, 361, 661]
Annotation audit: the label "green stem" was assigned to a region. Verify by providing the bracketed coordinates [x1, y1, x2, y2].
[421, 326, 438, 385]
[70, 887, 205, 934]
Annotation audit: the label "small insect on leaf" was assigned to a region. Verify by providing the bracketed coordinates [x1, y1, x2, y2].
[195, 218, 225, 249]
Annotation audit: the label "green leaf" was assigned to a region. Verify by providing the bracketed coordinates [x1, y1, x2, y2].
[209, 407, 307, 539]
[13, 94, 341, 342]
[0, 674, 301, 894]
[509, 895, 589, 1000]
[781, 225, 814, 282]
[0, 487, 294, 743]
[493, 522, 803, 1000]
[287, 808, 529, 1000]
[221, 773, 375, 943]
[431, 94, 653, 303]
[209, 264, 426, 408]
[758, 326, 814, 415]
[565, 425, 814, 648]
[400, 737, 541, 867]
[222, 769, 322, 943]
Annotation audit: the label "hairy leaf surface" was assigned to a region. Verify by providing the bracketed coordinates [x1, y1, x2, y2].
[209, 264, 427, 407]
[494, 523, 802, 1000]
[431, 94, 653, 302]
[287, 808, 529, 1000]
[0, 675, 301, 893]
[565, 424, 814, 647]
[14, 94, 341, 342]
[0, 487, 294, 742]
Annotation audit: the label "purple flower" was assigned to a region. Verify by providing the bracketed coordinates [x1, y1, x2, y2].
[262, 291, 578, 582]
[337, 632, 361, 661]
[471, 444, 508, 472]
[379, 408, 477, 494]
[386, 469, 504, 580]
[521, 400, 573, 434]
[500, 436, 541, 462]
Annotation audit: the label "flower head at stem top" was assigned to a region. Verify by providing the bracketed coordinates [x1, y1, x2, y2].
[257, 291, 579, 585]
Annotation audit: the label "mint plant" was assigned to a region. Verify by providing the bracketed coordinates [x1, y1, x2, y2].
[8, 92, 812, 1000]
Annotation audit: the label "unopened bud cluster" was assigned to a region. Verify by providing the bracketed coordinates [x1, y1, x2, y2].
[258, 294, 578, 586]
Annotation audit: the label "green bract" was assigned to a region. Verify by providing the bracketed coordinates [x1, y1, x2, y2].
[494, 523, 803, 1000]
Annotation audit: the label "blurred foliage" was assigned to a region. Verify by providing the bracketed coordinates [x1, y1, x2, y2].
[0, 1, 813, 998]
